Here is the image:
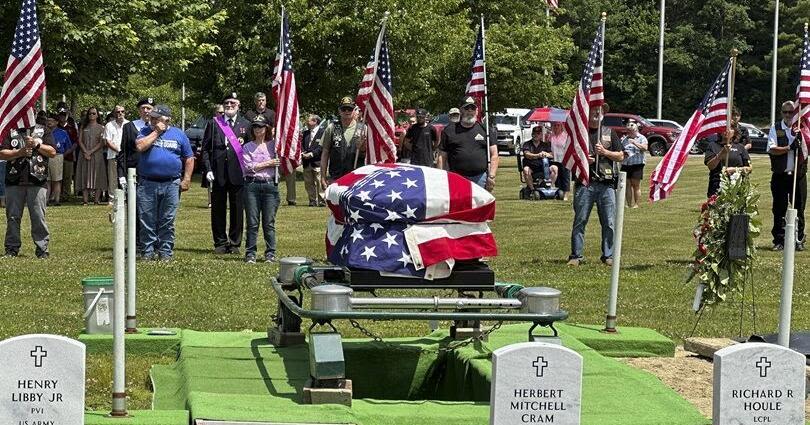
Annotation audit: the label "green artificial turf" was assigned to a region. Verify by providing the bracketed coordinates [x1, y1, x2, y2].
[149, 325, 708, 425]
[0, 155, 804, 412]
[85, 409, 189, 425]
[79, 328, 183, 355]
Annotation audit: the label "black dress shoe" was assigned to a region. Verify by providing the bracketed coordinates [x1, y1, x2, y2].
[287, 201, 296, 206]
[228, 247, 241, 255]
[214, 246, 229, 254]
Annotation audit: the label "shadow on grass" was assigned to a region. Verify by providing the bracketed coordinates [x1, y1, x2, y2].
[665, 259, 693, 266]
[173, 247, 213, 254]
[623, 263, 655, 271]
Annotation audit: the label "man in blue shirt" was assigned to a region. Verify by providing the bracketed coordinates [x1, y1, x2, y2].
[135, 104, 194, 261]
[46, 114, 71, 206]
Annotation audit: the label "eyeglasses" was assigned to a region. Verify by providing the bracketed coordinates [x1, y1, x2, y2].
[339, 107, 353, 112]
[115, 110, 125, 114]
[462, 105, 477, 111]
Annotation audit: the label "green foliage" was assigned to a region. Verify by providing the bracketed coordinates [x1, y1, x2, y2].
[687, 171, 761, 307]
[0, 0, 807, 123]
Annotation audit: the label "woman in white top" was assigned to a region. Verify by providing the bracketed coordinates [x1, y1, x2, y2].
[620, 120, 648, 208]
[548, 122, 570, 201]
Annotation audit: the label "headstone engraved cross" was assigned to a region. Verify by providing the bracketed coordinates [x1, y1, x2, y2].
[713, 342, 805, 425]
[0, 334, 86, 425]
[490, 342, 583, 425]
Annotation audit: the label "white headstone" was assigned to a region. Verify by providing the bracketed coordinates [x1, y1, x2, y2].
[490, 342, 582, 425]
[0, 334, 86, 425]
[713, 342, 805, 425]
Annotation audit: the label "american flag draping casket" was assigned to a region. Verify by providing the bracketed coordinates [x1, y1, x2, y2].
[325, 164, 497, 280]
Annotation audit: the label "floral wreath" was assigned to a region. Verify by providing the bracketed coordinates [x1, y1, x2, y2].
[687, 170, 760, 308]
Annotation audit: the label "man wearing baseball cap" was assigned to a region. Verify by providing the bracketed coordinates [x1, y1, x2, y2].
[202, 92, 251, 254]
[448, 107, 461, 124]
[319, 96, 367, 188]
[135, 104, 194, 261]
[436, 96, 499, 191]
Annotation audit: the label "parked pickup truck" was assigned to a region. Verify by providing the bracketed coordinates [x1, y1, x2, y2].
[493, 108, 530, 155]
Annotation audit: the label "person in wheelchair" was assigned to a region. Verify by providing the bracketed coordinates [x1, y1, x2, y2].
[521, 125, 555, 193]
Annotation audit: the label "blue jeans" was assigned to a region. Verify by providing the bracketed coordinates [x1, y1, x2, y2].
[464, 172, 487, 188]
[244, 181, 280, 258]
[570, 182, 616, 261]
[137, 178, 180, 258]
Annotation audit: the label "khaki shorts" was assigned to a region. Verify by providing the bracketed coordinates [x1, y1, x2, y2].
[48, 154, 64, 182]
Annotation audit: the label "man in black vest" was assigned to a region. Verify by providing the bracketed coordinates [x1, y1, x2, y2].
[767, 100, 807, 251]
[301, 114, 324, 206]
[202, 92, 251, 254]
[319, 96, 366, 188]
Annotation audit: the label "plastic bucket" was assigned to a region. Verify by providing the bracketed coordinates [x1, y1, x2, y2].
[82, 277, 114, 334]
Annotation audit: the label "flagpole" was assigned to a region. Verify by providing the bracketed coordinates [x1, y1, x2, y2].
[770, 0, 780, 127]
[790, 22, 808, 208]
[481, 14, 491, 182]
[656, 0, 665, 119]
[275, 6, 285, 184]
[724, 49, 739, 169]
[356, 11, 390, 168]
[595, 12, 606, 167]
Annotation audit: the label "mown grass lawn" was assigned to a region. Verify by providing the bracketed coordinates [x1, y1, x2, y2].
[0, 154, 806, 410]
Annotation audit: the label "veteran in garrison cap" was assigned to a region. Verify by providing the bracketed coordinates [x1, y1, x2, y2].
[319, 96, 367, 189]
[202, 91, 252, 254]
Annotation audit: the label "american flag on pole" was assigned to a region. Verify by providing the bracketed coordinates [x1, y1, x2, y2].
[325, 164, 496, 279]
[356, 20, 396, 165]
[649, 59, 731, 201]
[562, 22, 604, 186]
[547, 0, 559, 10]
[793, 23, 810, 158]
[0, 0, 45, 140]
[465, 25, 486, 121]
[271, 8, 301, 176]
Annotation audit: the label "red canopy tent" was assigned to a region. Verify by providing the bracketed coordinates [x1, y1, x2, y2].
[523, 107, 568, 123]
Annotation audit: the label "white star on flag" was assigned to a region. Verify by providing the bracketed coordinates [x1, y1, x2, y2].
[349, 209, 362, 222]
[386, 171, 401, 178]
[402, 204, 417, 219]
[384, 209, 401, 221]
[357, 190, 372, 202]
[350, 228, 364, 242]
[397, 252, 412, 267]
[370, 223, 384, 233]
[382, 232, 398, 248]
[387, 190, 402, 202]
[361, 246, 377, 261]
[402, 178, 418, 188]
[371, 180, 385, 188]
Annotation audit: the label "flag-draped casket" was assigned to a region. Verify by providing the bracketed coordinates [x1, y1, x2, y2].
[325, 164, 497, 280]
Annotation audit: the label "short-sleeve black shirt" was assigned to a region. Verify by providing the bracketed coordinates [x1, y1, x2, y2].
[405, 123, 437, 167]
[704, 139, 750, 196]
[521, 140, 551, 171]
[439, 122, 497, 177]
[243, 108, 276, 127]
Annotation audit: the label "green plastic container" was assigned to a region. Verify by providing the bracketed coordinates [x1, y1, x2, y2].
[82, 277, 114, 334]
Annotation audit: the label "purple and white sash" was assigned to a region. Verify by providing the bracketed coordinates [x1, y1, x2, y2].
[214, 115, 246, 173]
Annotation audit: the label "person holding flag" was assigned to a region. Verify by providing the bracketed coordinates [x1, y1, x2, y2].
[769, 101, 806, 252]
[436, 96, 498, 190]
[563, 15, 628, 266]
[319, 96, 367, 188]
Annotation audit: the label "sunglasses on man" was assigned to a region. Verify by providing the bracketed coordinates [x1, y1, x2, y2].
[339, 107, 353, 112]
[462, 105, 477, 111]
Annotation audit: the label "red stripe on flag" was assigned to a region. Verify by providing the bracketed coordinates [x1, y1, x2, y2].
[417, 233, 498, 266]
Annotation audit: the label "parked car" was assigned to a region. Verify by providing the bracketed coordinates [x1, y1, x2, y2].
[493, 108, 530, 155]
[648, 119, 683, 132]
[430, 113, 449, 137]
[690, 122, 769, 155]
[741, 123, 768, 154]
[602, 113, 680, 156]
